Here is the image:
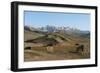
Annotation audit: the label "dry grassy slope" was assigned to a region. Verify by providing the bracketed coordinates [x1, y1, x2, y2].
[24, 30, 44, 41]
[24, 30, 90, 61]
[24, 30, 90, 45]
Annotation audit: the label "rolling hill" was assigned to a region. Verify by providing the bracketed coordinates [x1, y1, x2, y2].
[24, 25, 90, 61]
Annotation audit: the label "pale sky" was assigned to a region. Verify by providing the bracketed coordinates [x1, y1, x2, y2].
[24, 11, 90, 31]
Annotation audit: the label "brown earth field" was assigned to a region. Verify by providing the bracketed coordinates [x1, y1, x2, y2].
[24, 30, 90, 62]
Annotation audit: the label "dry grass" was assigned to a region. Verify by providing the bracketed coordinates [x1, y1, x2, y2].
[24, 41, 90, 62]
[24, 30, 90, 62]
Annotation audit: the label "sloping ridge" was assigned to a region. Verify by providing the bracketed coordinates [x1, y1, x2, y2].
[25, 33, 71, 45]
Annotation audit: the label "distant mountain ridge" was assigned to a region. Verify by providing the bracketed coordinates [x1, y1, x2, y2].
[24, 25, 90, 38]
